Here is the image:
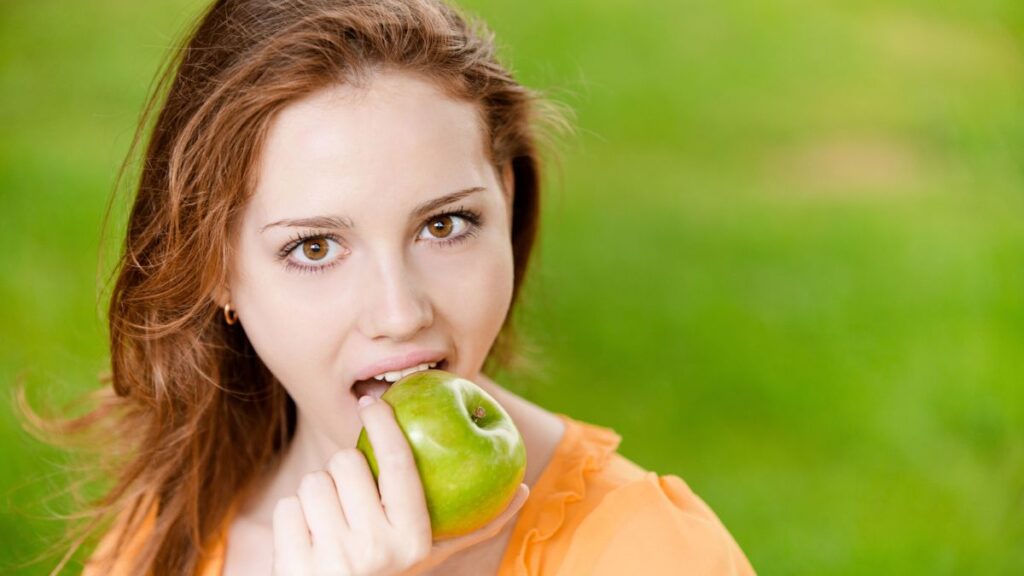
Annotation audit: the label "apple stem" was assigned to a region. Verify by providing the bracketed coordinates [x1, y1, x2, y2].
[472, 406, 486, 423]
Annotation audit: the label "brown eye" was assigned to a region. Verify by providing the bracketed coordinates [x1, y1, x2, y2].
[427, 216, 454, 238]
[301, 237, 329, 260]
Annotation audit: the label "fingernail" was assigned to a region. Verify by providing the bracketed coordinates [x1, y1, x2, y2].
[358, 395, 376, 407]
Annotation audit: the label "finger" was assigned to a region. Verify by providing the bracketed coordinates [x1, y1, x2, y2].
[327, 448, 388, 531]
[432, 484, 530, 554]
[296, 470, 350, 547]
[272, 496, 312, 574]
[356, 396, 431, 536]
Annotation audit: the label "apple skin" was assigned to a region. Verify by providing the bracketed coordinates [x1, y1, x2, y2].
[356, 369, 527, 539]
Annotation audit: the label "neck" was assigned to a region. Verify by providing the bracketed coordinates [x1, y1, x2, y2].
[236, 412, 341, 526]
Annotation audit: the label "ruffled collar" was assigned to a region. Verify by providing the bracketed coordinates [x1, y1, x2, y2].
[498, 413, 622, 575]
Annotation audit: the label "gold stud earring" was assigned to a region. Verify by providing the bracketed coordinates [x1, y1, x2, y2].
[223, 303, 238, 325]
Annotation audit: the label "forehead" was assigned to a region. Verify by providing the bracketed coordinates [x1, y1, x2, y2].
[251, 71, 492, 217]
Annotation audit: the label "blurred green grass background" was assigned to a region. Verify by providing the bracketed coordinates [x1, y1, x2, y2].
[2, 0, 1022, 573]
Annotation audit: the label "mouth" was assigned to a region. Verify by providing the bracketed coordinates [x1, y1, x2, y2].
[350, 358, 450, 401]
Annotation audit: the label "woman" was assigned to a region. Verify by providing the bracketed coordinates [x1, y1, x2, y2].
[66, 0, 756, 573]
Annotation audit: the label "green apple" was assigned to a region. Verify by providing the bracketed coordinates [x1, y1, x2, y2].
[356, 369, 527, 539]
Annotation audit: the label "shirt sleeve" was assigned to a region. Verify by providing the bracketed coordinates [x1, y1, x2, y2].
[554, 473, 756, 575]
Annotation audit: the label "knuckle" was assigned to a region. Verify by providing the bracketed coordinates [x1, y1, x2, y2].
[351, 547, 392, 572]
[405, 539, 431, 565]
[378, 451, 417, 475]
[273, 495, 299, 517]
[312, 559, 348, 575]
[298, 470, 331, 497]
[327, 448, 365, 474]
[275, 495, 296, 509]
[372, 550, 395, 571]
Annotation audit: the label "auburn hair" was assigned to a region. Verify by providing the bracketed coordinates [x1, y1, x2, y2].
[19, 0, 568, 574]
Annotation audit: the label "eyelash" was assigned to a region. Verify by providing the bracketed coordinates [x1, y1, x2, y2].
[277, 207, 483, 275]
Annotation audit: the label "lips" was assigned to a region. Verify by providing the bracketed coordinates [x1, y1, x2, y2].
[353, 350, 449, 382]
[351, 358, 449, 400]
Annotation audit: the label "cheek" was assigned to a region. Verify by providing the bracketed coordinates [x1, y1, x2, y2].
[230, 250, 347, 403]
[428, 236, 515, 359]
[236, 293, 323, 399]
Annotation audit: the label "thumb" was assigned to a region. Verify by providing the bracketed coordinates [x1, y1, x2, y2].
[404, 484, 530, 573]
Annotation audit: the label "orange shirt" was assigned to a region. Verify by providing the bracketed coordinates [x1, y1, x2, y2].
[495, 414, 755, 575]
[86, 413, 756, 575]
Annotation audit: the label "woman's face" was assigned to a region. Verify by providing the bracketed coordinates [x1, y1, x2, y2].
[227, 71, 515, 448]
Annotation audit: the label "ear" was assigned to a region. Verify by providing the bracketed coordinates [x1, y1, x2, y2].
[213, 284, 231, 309]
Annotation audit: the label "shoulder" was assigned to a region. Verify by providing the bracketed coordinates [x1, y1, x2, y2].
[503, 415, 756, 576]
[561, 461, 756, 575]
[83, 497, 232, 576]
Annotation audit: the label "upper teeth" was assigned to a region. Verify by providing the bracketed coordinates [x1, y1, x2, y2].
[373, 361, 438, 383]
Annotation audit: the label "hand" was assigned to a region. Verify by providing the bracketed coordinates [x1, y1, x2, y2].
[272, 395, 530, 576]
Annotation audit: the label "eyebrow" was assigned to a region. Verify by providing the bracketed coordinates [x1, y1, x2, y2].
[259, 186, 486, 234]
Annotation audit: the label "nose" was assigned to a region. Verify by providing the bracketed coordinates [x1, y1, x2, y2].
[358, 255, 434, 342]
